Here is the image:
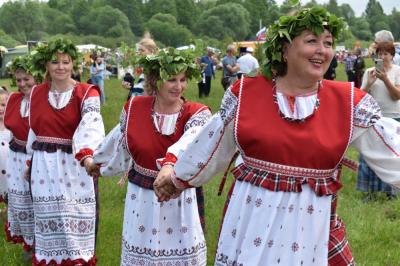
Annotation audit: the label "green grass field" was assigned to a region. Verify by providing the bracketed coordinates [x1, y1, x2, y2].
[1, 61, 400, 266]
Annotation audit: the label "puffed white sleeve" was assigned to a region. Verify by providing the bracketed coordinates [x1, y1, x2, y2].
[73, 93, 105, 163]
[92, 109, 132, 177]
[351, 93, 400, 188]
[173, 88, 239, 187]
[26, 128, 36, 156]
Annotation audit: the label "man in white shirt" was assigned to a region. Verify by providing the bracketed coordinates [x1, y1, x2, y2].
[237, 47, 259, 78]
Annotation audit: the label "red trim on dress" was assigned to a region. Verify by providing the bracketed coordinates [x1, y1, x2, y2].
[75, 148, 94, 162]
[32, 255, 97, 266]
[4, 222, 33, 251]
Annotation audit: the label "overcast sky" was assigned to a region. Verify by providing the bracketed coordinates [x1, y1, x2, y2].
[0, 0, 397, 17]
[276, 0, 398, 17]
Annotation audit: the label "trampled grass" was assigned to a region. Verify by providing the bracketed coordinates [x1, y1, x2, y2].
[1, 61, 400, 265]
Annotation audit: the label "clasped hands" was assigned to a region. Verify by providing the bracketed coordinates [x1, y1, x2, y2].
[154, 165, 183, 202]
[84, 157, 100, 178]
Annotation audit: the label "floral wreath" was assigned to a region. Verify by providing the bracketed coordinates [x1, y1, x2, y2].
[30, 38, 81, 78]
[10, 55, 43, 83]
[136, 47, 201, 83]
[262, 6, 345, 79]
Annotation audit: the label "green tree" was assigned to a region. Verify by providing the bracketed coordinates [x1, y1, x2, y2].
[144, 0, 177, 20]
[145, 13, 192, 47]
[388, 8, 400, 40]
[175, 0, 198, 31]
[350, 17, 372, 40]
[339, 4, 356, 25]
[107, 0, 144, 37]
[70, 0, 91, 34]
[0, 30, 20, 47]
[243, 0, 280, 38]
[365, 0, 390, 34]
[0, 1, 46, 42]
[325, 0, 342, 17]
[195, 3, 250, 40]
[42, 6, 77, 35]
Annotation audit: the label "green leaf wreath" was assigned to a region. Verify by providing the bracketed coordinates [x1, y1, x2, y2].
[136, 47, 201, 84]
[262, 6, 345, 79]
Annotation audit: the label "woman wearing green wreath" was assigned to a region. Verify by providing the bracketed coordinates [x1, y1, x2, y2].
[86, 47, 211, 265]
[3, 55, 38, 256]
[27, 38, 105, 265]
[153, 7, 400, 266]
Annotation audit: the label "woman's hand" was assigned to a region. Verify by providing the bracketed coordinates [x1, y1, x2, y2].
[375, 68, 388, 82]
[154, 165, 182, 202]
[366, 69, 377, 87]
[122, 81, 131, 90]
[84, 157, 100, 178]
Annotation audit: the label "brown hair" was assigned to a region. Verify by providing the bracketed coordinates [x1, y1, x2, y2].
[376, 42, 395, 56]
[137, 32, 158, 54]
[0, 86, 9, 96]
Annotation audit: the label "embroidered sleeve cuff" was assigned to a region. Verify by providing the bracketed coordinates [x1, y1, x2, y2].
[171, 173, 193, 190]
[75, 148, 94, 164]
[156, 153, 178, 169]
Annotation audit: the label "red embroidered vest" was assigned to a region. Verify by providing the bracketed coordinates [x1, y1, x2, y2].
[234, 76, 360, 170]
[125, 96, 207, 171]
[4, 92, 29, 142]
[30, 83, 98, 139]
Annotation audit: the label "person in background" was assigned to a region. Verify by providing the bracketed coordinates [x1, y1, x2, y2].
[374, 30, 400, 65]
[29, 38, 104, 265]
[86, 48, 211, 266]
[4, 55, 38, 257]
[323, 54, 338, 80]
[122, 34, 158, 100]
[344, 50, 356, 82]
[90, 56, 106, 103]
[154, 7, 400, 265]
[357, 41, 400, 201]
[221, 44, 240, 91]
[237, 46, 259, 78]
[353, 48, 365, 88]
[198, 47, 216, 98]
[0, 86, 10, 216]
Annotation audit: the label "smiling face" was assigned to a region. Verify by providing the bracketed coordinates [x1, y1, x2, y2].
[157, 72, 187, 104]
[15, 69, 35, 97]
[284, 29, 334, 81]
[46, 53, 73, 83]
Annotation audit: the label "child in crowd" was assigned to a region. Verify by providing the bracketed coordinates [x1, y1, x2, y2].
[0, 86, 11, 212]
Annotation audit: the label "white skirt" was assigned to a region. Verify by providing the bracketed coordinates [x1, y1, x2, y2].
[120, 182, 207, 266]
[6, 150, 35, 247]
[215, 182, 331, 266]
[31, 150, 96, 264]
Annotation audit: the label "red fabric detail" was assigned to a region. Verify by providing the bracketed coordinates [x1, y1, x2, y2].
[32, 255, 97, 266]
[236, 77, 352, 170]
[373, 126, 400, 156]
[160, 152, 177, 166]
[29, 82, 92, 140]
[4, 92, 29, 141]
[0, 195, 4, 203]
[125, 96, 208, 171]
[4, 222, 33, 251]
[26, 159, 31, 167]
[75, 148, 94, 162]
[85, 86, 100, 98]
[353, 87, 366, 107]
[218, 151, 240, 196]
[232, 163, 342, 196]
[328, 216, 354, 265]
[341, 157, 358, 172]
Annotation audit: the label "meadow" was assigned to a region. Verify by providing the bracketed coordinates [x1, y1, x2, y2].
[1, 61, 400, 266]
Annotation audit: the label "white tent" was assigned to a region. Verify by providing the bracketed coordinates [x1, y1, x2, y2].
[76, 44, 110, 53]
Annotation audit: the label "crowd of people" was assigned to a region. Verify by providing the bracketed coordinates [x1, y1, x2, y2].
[0, 6, 400, 266]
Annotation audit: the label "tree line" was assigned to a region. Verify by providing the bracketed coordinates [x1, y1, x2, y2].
[0, 0, 399, 50]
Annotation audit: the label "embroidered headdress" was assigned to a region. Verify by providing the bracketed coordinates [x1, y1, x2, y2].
[263, 6, 344, 79]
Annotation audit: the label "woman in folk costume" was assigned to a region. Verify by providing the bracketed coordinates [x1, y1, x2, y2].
[3, 56, 38, 253]
[154, 7, 400, 266]
[0, 87, 11, 205]
[86, 48, 211, 265]
[28, 38, 104, 265]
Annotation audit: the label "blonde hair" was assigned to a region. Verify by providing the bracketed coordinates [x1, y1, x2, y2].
[137, 32, 158, 54]
[0, 86, 9, 94]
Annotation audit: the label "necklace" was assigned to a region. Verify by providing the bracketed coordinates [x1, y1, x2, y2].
[272, 79, 321, 123]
